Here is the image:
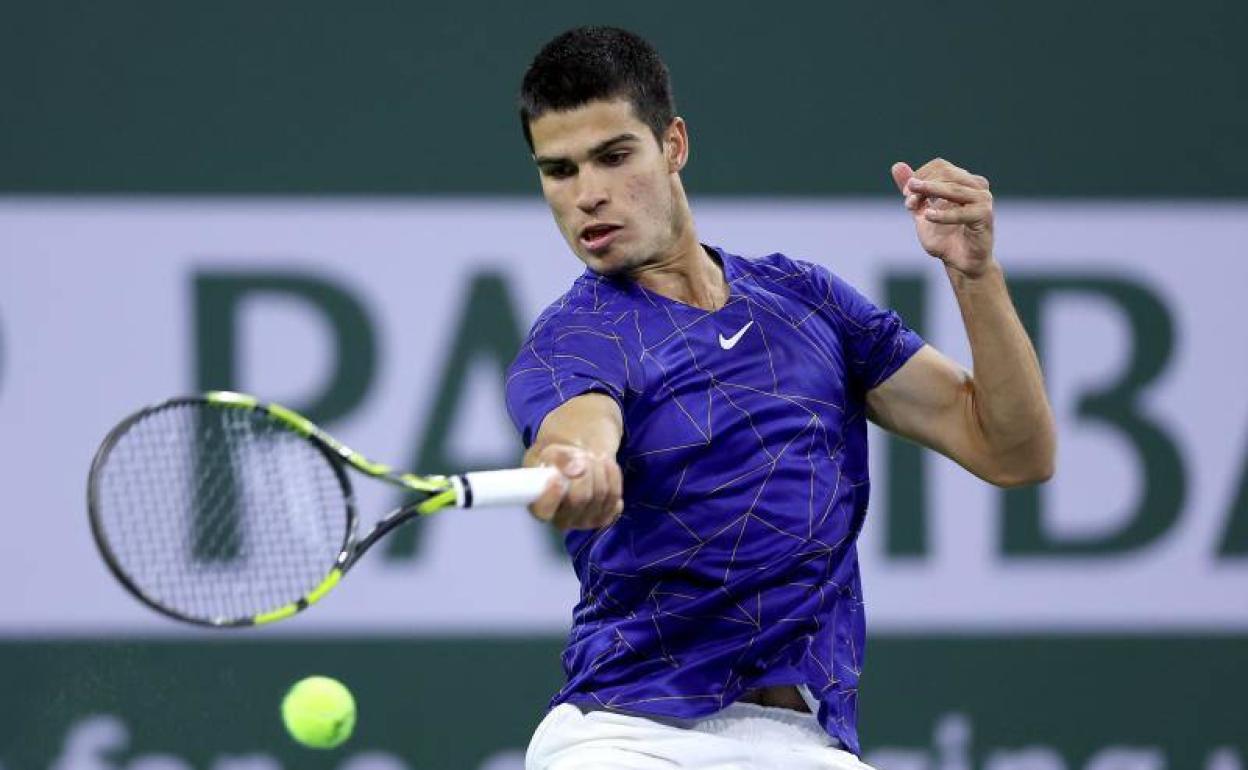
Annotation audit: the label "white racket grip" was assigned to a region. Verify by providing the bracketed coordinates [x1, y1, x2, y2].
[454, 467, 564, 508]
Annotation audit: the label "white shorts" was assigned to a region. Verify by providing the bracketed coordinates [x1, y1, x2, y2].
[525, 701, 877, 770]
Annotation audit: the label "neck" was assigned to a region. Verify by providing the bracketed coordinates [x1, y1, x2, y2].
[626, 199, 725, 311]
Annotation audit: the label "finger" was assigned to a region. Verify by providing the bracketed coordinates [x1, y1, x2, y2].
[914, 159, 988, 191]
[605, 459, 623, 519]
[558, 483, 599, 529]
[905, 193, 924, 211]
[565, 471, 594, 514]
[550, 487, 580, 530]
[923, 204, 992, 225]
[890, 162, 913, 196]
[906, 178, 988, 205]
[596, 458, 623, 525]
[550, 505, 573, 530]
[912, 157, 964, 178]
[527, 474, 568, 522]
[549, 470, 591, 529]
[587, 454, 612, 526]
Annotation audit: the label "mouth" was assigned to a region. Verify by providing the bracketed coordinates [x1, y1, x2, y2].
[579, 223, 622, 253]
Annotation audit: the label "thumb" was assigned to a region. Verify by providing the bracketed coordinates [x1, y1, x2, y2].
[890, 162, 913, 196]
[527, 474, 568, 522]
[541, 444, 589, 478]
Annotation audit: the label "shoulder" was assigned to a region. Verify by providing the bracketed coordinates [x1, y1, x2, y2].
[731, 249, 811, 278]
[719, 247, 837, 301]
[526, 270, 635, 339]
[720, 246, 893, 334]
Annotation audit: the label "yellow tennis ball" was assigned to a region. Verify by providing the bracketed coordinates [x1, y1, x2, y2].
[280, 675, 356, 749]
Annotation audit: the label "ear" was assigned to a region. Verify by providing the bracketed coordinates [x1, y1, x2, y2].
[665, 117, 689, 173]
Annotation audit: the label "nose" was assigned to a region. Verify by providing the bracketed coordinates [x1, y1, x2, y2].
[574, 167, 609, 214]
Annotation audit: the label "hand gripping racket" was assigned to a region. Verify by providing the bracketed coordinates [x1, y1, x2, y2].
[87, 391, 557, 628]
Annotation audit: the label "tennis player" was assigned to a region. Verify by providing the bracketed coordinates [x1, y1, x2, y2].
[506, 27, 1055, 770]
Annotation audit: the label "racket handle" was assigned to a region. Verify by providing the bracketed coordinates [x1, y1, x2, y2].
[454, 467, 563, 508]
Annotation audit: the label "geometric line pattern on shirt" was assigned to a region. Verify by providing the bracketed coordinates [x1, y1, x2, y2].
[504, 249, 924, 754]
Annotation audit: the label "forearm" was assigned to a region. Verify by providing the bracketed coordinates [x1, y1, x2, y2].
[521, 392, 625, 529]
[522, 392, 624, 467]
[948, 260, 1055, 483]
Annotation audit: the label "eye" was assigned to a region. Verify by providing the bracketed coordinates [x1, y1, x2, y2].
[601, 151, 630, 166]
[540, 162, 576, 180]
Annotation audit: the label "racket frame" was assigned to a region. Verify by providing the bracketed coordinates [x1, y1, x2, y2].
[88, 391, 465, 629]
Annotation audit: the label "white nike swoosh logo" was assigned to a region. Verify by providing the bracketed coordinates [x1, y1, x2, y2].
[718, 321, 754, 350]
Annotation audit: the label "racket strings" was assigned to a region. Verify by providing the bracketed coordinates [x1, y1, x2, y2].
[92, 402, 350, 624]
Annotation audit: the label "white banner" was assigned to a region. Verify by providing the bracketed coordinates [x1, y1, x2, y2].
[0, 199, 1245, 635]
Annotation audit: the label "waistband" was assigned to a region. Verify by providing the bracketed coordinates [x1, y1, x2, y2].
[691, 701, 839, 748]
[575, 699, 840, 749]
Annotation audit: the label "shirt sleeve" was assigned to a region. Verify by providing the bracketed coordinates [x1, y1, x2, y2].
[505, 314, 631, 448]
[804, 261, 926, 392]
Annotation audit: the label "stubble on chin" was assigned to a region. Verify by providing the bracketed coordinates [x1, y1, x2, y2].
[581, 251, 632, 279]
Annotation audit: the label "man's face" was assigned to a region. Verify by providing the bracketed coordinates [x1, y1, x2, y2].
[529, 98, 685, 276]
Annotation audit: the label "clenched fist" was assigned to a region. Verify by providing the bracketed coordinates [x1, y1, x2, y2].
[528, 443, 624, 530]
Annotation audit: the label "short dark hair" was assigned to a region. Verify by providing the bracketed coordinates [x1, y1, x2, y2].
[518, 26, 676, 151]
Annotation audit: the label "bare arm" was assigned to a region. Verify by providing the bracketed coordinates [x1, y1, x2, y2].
[523, 391, 626, 529]
[870, 159, 1056, 487]
[867, 269, 1055, 486]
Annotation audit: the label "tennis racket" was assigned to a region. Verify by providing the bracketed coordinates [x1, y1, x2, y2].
[87, 390, 557, 629]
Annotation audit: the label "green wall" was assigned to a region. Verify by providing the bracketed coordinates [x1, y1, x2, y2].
[5, 638, 1243, 766]
[3, 1, 1244, 196]
[3, 4, 1244, 765]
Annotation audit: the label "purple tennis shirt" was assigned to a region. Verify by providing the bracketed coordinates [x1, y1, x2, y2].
[505, 245, 924, 755]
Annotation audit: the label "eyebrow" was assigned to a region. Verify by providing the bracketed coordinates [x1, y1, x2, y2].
[534, 133, 640, 166]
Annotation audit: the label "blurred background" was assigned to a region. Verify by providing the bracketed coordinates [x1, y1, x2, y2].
[2, 1, 1245, 768]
